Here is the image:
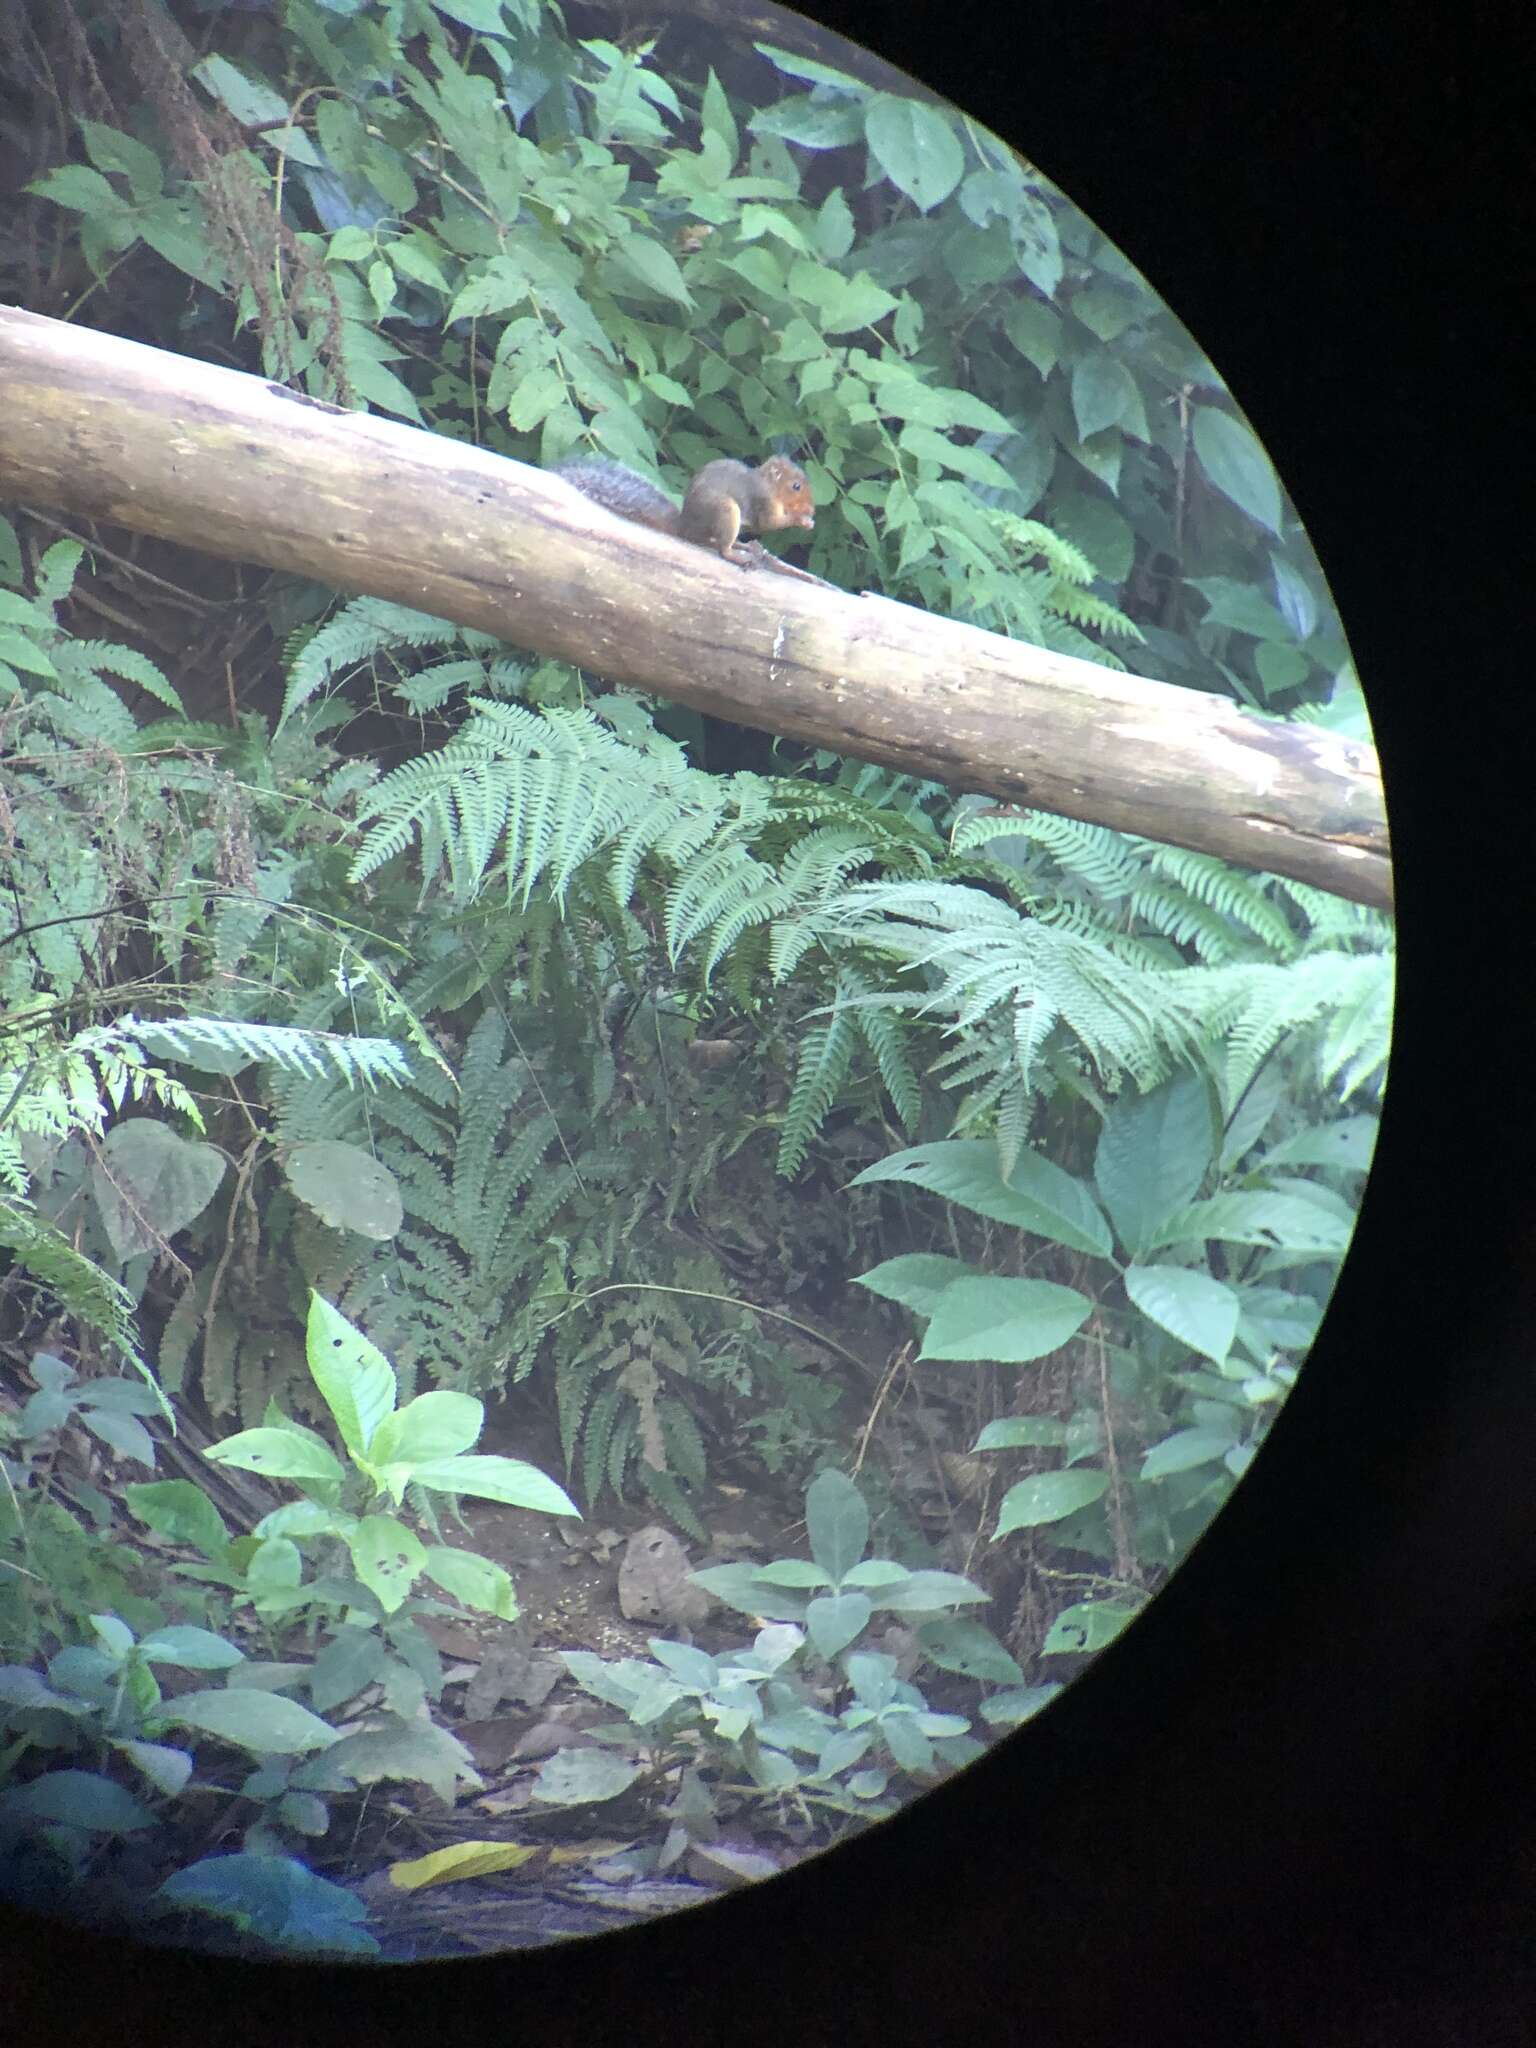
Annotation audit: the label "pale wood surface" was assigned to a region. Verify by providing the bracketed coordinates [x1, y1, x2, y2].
[0, 307, 1390, 908]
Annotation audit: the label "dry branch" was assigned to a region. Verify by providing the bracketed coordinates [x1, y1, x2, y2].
[0, 306, 1390, 909]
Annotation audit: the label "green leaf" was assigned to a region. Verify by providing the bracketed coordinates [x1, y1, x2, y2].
[1140, 1426, 1238, 1479]
[1124, 1264, 1240, 1366]
[348, 1513, 426, 1615]
[205, 1426, 345, 1488]
[367, 1390, 483, 1468]
[0, 1769, 154, 1833]
[853, 1140, 1112, 1257]
[78, 1407, 155, 1467]
[78, 122, 163, 204]
[27, 164, 129, 217]
[282, 1146, 403, 1236]
[805, 1469, 868, 1579]
[532, 1747, 643, 1805]
[852, 1253, 973, 1317]
[917, 1618, 1023, 1685]
[1071, 351, 1137, 439]
[1094, 1074, 1215, 1259]
[191, 55, 291, 131]
[1192, 406, 1282, 532]
[993, 1468, 1109, 1536]
[864, 96, 963, 212]
[972, 1416, 1069, 1452]
[920, 1275, 1092, 1364]
[155, 1853, 378, 1958]
[91, 1118, 226, 1260]
[136, 1626, 245, 1672]
[421, 1546, 518, 1620]
[1040, 1600, 1139, 1655]
[405, 1454, 579, 1516]
[114, 1739, 193, 1799]
[305, 1294, 397, 1459]
[1003, 299, 1061, 377]
[606, 237, 692, 308]
[876, 1570, 987, 1616]
[807, 1590, 871, 1659]
[1153, 1189, 1353, 1254]
[752, 1559, 833, 1589]
[162, 1687, 340, 1754]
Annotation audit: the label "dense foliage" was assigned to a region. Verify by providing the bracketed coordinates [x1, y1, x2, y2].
[0, 0, 1390, 1953]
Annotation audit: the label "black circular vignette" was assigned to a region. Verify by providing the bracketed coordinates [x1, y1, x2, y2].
[7, 3, 1533, 2042]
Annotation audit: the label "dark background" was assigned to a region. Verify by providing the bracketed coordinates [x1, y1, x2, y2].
[8, 1, 1532, 2040]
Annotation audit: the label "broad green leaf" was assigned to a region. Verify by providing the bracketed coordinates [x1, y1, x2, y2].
[1153, 1189, 1353, 1254]
[876, 1571, 988, 1616]
[973, 1416, 1069, 1452]
[1094, 1073, 1215, 1258]
[1192, 406, 1281, 532]
[852, 1139, 1112, 1257]
[864, 96, 963, 212]
[994, 1468, 1109, 1537]
[1262, 1116, 1378, 1173]
[606, 236, 692, 307]
[752, 1559, 833, 1589]
[805, 1469, 868, 1579]
[1071, 351, 1137, 439]
[160, 1687, 338, 1754]
[205, 1427, 344, 1488]
[368, 1391, 483, 1469]
[807, 1590, 871, 1659]
[79, 1407, 155, 1466]
[1124, 1264, 1241, 1366]
[348, 1514, 426, 1614]
[114, 1739, 193, 1799]
[284, 1143, 402, 1241]
[405, 1454, 579, 1516]
[533, 1748, 643, 1805]
[305, 1294, 396, 1458]
[917, 1619, 1023, 1685]
[850, 1252, 971, 1316]
[1140, 1426, 1238, 1479]
[192, 55, 290, 131]
[0, 1768, 153, 1832]
[92, 1118, 226, 1259]
[920, 1275, 1092, 1364]
[689, 1563, 808, 1623]
[155, 1852, 378, 1956]
[27, 164, 128, 216]
[137, 1627, 245, 1672]
[421, 1546, 517, 1620]
[1041, 1600, 1140, 1655]
[1003, 298, 1061, 376]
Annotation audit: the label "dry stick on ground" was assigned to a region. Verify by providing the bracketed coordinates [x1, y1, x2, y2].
[0, 307, 1390, 909]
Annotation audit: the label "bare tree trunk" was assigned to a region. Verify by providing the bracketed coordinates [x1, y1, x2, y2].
[0, 308, 1389, 909]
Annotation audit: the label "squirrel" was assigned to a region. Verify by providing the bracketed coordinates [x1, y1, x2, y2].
[555, 453, 815, 569]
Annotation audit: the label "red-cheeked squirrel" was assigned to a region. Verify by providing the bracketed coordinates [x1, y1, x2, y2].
[555, 454, 815, 569]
